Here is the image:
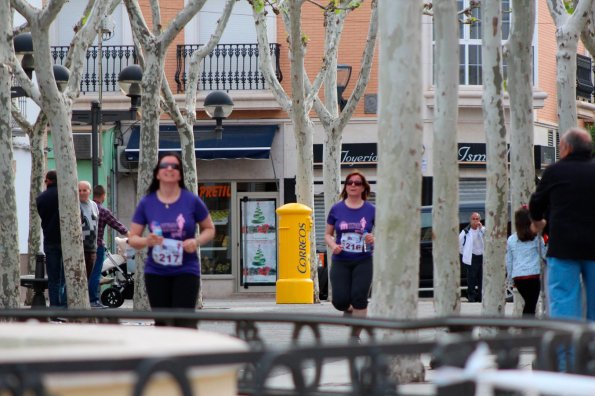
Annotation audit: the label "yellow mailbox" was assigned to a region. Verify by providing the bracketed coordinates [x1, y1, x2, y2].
[275, 203, 314, 304]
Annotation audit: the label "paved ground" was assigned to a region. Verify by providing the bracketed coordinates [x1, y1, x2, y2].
[116, 297, 529, 395]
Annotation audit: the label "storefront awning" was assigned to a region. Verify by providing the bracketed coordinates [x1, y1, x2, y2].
[124, 125, 277, 161]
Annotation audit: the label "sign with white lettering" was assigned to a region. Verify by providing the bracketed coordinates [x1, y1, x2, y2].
[313, 143, 554, 169]
[313, 143, 377, 168]
[458, 143, 556, 169]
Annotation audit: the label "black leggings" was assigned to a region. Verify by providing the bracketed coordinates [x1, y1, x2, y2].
[145, 273, 200, 328]
[514, 277, 541, 316]
[330, 256, 373, 311]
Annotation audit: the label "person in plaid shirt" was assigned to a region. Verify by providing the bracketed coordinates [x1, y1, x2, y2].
[91, 185, 129, 308]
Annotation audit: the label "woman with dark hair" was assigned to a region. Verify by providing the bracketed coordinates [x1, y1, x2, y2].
[128, 153, 215, 327]
[324, 171, 375, 341]
[506, 206, 546, 316]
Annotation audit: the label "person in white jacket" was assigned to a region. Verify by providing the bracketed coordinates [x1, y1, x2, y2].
[459, 212, 485, 302]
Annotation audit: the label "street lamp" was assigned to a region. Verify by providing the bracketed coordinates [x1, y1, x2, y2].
[14, 33, 34, 79]
[12, 33, 70, 97]
[71, 64, 144, 189]
[204, 91, 234, 140]
[336, 64, 352, 111]
[71, 63, 141, 189]
[118, 64, 143, 119]
[71, 64, 142, 189]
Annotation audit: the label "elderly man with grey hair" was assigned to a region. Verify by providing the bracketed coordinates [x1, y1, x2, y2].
[530, 127, 595, 323]
[78, 180, 101, 308]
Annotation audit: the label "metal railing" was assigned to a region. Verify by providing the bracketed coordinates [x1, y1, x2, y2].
[1, 309, 594, 395]
[51, 45, 138, 94]
[49, 43, 282, 95]
[175, 43, 283, 92]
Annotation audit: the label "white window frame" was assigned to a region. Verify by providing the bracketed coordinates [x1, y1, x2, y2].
[432, 0, 512, 86]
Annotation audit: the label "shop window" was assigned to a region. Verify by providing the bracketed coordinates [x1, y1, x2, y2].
[198, 183, 232, 275]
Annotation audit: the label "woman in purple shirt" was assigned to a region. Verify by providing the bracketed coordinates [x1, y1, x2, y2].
[325, 171, 375, 341]
[129, 153, 215, 327]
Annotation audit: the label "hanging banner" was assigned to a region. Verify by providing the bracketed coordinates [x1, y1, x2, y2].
[241, 199, 277, 285]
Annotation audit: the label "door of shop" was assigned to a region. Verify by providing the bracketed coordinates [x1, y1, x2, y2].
[237, 193, 278, 292]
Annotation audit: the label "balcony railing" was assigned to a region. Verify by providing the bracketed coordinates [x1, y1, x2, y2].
[175, 43, 283, 92]
[51, 45, 138, 94]
[50, 43, 282, 95]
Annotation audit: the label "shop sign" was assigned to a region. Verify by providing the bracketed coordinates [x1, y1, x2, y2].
[313, 143, 377, 168]
[198, 184, 232, 198]
[458, 143, 555, 169]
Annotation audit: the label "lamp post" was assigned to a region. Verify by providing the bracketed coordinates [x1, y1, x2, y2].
[85, 64, 142, 189]
[203, 91, 234, 140]
[336, 64, 352, 111]
[117, 64, 143, 121]
[70, 64, 142, 189]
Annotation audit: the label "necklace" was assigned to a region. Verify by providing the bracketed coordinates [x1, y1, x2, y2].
[157, 190, 178, 209]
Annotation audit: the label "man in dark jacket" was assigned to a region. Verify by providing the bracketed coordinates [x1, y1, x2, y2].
[530, 127, 595, 322]
[36, 170, 66, 307]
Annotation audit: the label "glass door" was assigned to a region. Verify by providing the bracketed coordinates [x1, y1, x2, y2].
[198, 183, 232, 276]
[238, 195, 278, 290]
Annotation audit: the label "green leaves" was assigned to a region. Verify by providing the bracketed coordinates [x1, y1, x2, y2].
[253, 0, 266, 13]
[564, 0, 575, 14]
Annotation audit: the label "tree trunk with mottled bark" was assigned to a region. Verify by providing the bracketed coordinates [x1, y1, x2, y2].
[547, 0, 593, 135]
[0, 1, 21, 309]
[11, 109, 47, 306]
[481, 0, 508, 316]
[431, 0, 461, 316]
[368, 0, 424, 383]
[124, 0, 213, 310]
[314, 0, 378, 301]
[12, 0, 116, 309]
[505, 0, 536, 316]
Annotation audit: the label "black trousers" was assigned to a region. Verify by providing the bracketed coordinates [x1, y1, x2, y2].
[465, 254, 483, 302]
[145, 273, 200, 328]
[330, 256, 373, 311]
[514, 277, 541, 316]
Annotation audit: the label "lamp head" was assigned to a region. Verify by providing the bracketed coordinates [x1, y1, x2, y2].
[118, 64, 143, 97]
[13, 33, 33, 63]
[14, 33, 34, 78]
[204, 91, 234, 120]
[336, 64, 352, 91]
[53, 64, 70, 92]
[336, 64, 352, 111]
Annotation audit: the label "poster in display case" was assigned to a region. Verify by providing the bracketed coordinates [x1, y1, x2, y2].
[240, 198, 277, 285]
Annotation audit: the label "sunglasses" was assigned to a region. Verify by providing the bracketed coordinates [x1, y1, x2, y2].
[159, 162, 180, 170]
[346, 180, 363, 186]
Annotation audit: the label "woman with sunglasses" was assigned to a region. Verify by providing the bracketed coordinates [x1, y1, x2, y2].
[325, 171, 375, 341]
[129, 152, 215, 327]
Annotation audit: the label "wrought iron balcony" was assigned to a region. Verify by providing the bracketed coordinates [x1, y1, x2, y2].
[51, 45, 138, 94]
[50, 43, 282, 95]
[175, 43, 283, 92]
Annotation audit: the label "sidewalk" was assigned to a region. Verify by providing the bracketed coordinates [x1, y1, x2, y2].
[119, 297, 526, 395]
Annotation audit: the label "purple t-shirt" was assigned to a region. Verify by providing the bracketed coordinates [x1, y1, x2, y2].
[327, 200, 375, 260]
[132, 189, 209, 276]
